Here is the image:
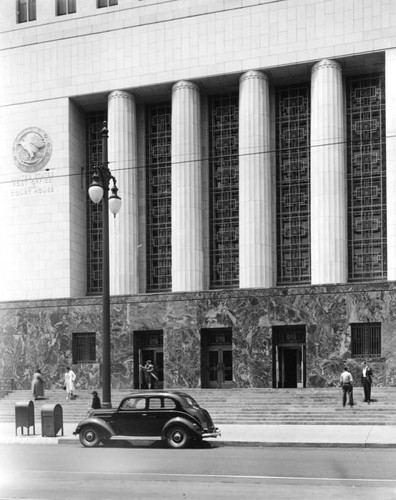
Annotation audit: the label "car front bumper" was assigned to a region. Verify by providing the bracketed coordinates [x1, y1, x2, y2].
[202, 427, 221, 439]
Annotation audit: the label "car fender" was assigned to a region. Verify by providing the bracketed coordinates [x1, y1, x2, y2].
[74, 417, 116, 439]
[161, 417, 201, 439]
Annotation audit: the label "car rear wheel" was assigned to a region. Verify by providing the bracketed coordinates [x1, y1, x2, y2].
[166, 426, 190, 449]
[79, 426, 101, 448]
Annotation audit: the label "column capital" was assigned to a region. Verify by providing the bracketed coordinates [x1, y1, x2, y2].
[172, 80, 200, 93]
[108, 90, 135, 102]
[239, 70, 268, 83]
[311, 59, 342, 74]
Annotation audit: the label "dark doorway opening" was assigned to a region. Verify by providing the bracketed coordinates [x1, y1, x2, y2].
[201, 328, 233, 388]
[133, 330, 164, 389]
[272, 325, 306, 388]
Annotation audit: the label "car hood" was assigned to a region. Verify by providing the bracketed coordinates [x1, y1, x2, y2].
[82, 408, 116, 420]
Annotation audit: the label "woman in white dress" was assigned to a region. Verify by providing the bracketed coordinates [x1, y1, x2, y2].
[64, 366, 76, 400]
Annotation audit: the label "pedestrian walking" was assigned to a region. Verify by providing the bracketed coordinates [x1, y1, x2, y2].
[31, 368, 44, 400]
[64, 366, 76, 400]
[340, 366, 354, 407]
[139, 360, 158, 389]
[361, 360, 373, 404]
[90, 391, 101, 409]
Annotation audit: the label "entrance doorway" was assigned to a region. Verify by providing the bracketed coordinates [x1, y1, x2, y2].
[277, 345, 305, 388]
[201, 328, 233, 388]
[133, 330, 164, 389]
[273, 326, 306, 388]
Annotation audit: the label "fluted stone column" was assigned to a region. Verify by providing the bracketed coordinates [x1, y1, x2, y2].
[239, 70, 273, 288]
[311, 59, 347, 284]
[171, 81, 203, 291]
[108, 90, 139, 294]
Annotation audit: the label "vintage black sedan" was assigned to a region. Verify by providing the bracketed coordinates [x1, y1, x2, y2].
[74, 391, 221, 449]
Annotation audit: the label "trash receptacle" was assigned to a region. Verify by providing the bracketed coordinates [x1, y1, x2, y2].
[41, 403, 64, 437]
[15, 400, 35, 436]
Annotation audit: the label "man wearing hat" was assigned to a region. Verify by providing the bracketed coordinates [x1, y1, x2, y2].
[91, 390, 101, 409]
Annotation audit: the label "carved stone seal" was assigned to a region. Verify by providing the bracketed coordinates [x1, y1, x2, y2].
[12, 127, 52, 172]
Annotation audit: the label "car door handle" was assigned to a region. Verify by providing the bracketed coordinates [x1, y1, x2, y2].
[142, 413, 148, 416]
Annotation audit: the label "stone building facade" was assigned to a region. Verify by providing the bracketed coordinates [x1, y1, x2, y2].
[1, 0, 396, 390]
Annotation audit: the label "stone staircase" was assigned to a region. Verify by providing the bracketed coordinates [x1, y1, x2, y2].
[1, 387, 396, 426]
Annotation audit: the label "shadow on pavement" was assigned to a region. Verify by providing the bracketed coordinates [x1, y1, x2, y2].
[100, 439, 218, 449]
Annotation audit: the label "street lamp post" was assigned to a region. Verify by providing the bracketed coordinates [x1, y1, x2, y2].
[88, 121, 121, 409]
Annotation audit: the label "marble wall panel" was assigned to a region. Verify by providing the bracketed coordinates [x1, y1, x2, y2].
[0, 304, 102, 390]
[164, 300, 201, 388]
[306, 323, 347, 387]
[1, 284, 396, 390]
[208, 297, 273, 388]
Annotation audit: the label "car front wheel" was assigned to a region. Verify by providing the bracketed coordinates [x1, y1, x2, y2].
[166, 426, 190, 449]
[79, 426, 101, 448]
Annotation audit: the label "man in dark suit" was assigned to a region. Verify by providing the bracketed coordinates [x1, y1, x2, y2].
[361, 360, 373, 404]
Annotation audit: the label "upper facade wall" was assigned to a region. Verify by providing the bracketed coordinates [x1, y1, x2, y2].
[1, 0, 395, 107]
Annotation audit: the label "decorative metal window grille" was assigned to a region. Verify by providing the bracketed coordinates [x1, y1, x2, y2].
[17, 0, 36, 23]
[273, 325, 306, 345]
[56, 0, 76, 16]
[347, 74, 387, 282]
[72, 332, 96, 364]
[137, 330, 164, 348]
[209, 95, 239, 289]
[86, 112, 106, 295]
[206, 328, 232, 346]
[276, 86, 311, 285]
[146, 104, 172, 292]
[351, 323, 381, 358]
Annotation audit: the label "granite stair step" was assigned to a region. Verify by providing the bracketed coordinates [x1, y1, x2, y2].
[1, 388, 395, 426]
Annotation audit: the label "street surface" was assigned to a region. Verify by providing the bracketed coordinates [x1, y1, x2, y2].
[0, 442, 395, 499]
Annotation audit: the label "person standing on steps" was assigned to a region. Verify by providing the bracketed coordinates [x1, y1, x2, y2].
[90, 391, 101, 409]
[361, 360, 373, 404]
[64, 366, 76, 400]
[31, 368, 44, 400]
[340, 365, 354, 407]
[139, 360, 158, 389]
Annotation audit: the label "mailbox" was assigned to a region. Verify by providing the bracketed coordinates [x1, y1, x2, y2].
[41, 403, 64, 437]
[15, 400, 35, 436]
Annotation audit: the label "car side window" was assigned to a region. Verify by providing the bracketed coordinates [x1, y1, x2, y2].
[147, 397, 177, 410]
[122, 397, 146, 410]
[148, 397, 162, 409]
[163, 397, 177, 409]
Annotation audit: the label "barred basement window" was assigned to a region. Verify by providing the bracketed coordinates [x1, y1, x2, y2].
[17, 0, 36, 23]
[351, 323, 381, 358]
[72, 333, 96, 364]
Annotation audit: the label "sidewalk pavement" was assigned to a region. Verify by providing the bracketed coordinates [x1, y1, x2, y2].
[1, 422, 396, 448]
